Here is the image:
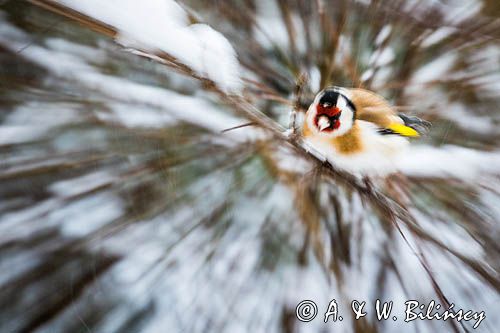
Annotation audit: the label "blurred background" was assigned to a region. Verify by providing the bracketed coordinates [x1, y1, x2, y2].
[0, 0, 499, 332]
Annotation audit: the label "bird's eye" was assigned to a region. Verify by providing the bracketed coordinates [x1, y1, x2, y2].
[322, 102, 333, 108]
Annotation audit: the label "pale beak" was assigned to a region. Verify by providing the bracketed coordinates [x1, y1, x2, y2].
[318, 115, 331, 131]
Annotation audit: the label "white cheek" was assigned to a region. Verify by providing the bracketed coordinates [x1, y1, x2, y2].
[334, 110, 354, 136]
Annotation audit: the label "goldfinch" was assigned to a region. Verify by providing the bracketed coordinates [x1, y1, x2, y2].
[302, 87, 430, 175]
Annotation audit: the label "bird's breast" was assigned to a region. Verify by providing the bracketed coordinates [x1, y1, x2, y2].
[302, 120, 409, 176]
[302, 122, 364, 155]
[330, 123, 364, 154]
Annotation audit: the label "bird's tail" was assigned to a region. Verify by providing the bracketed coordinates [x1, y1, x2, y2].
[398, 114, 432, 136]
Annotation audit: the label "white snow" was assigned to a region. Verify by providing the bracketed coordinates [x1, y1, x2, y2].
[0, 126, 51, 145]
[56, 0, 242, 92]
[51, 193, 124, 237]
[0, 102, 81, 145]
[0, 19, 258, 142]
[99, 102, 177, 129]
[411, 51, 457, 83]
[49, 170, 116, 197]
[187, 24, 242, 92]
[360, 68, 374, 82]
[398, 145, 500, 180]
[308, 66, 321, 93]
[442, 103, 498, 134]
[45, 38, 108, 64]
[375, 25, 392, 46]
[420, 27, 456, 48]
[437, 0, 482, 24]
[369, 47, 395, 67]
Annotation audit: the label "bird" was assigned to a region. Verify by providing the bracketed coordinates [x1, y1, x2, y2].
[302, 86, 430, 175]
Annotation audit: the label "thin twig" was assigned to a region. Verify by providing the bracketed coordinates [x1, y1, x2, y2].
[289, 72, 308, 135]
[221, 122, 256, 133]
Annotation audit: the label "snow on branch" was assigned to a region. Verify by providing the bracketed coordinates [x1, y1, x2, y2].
[33, 0, 242, 92]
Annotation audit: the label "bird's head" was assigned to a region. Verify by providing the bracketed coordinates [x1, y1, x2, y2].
[306, 87, 356, 137]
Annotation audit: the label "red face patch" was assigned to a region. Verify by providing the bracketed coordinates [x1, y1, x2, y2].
[314, 104, 342, 132]
[316, 104, 341, 117]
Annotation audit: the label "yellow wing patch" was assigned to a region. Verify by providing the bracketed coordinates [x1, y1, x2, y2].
[386, 123, 420, 137]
